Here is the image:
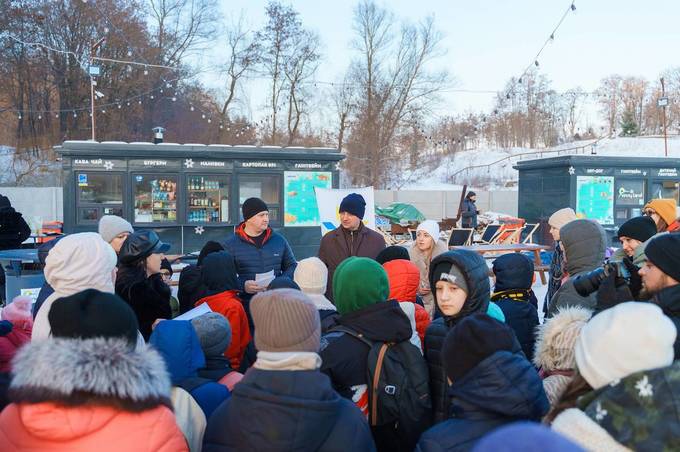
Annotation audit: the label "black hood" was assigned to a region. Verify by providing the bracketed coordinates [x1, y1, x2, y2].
[200, 251, 239, 294]
[429, 250, 490, 320]
[0, 195, 11, 209]
[197, 240, 224, 266]
[493, 253, 534, 291]
[337, 300, 412, 343]
[450, 350, 549, 421]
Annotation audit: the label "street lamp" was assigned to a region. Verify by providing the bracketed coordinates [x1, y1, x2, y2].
[659, 77, 669, 157]
[89, 37, 105, 141]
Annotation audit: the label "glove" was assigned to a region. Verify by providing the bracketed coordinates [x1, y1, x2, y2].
[622, 257, 642, 299]
[595, 269, 633, 315]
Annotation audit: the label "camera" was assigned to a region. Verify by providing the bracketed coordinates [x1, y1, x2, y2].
[573, 261, 631, 297]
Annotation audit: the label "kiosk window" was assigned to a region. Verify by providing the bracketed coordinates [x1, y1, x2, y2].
[133, 175, 177, 223]
[187, 175, 230, 223]
[77, 173, 123, 204]
[651, 181, 680, 202]
[239, 175, 281, 221]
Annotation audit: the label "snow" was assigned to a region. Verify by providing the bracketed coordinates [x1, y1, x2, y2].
[401, 136, 680, 191]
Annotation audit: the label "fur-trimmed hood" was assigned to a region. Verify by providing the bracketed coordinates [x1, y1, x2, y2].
[10, 337, 172, 412]
[533, 306, 592, 371]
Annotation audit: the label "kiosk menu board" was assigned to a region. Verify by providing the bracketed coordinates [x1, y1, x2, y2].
[576, 175, 614, 225]
[283, 171, 333, 226]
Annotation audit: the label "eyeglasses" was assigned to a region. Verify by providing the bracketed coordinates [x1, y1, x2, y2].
[643, 209, 655, 216]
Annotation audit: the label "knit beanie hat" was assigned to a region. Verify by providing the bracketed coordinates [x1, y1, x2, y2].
[98, 215, 134, 243]
[267, 276, 301, 291]
[431, 260, 469, 294]
[339, 193, 366, 219]
[242, 197, 269, 221]
[417, 220, 440, 242]
[191, 312, 232, 357]
[2, 296, 33, 330]
[549, 208, 578, 230]
[333, 257, 389, 315]
[617, 215, 657, 242]
[444, 314, 516, 381]
[48, 289, 139, 346]
[644, 199, 677, 226]
[575, 302, 676, 390]
[250, 289, 320, 353]
[645, 233, 680, 282]
[375, 245, 410, 265]
[294, 257, 328, 295]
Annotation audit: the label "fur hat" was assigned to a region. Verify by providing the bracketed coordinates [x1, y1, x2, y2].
[533, 306, 592, 371]
[549, 208, 578, 230]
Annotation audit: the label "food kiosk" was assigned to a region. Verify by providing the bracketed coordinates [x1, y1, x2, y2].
[57, 141, 344, 258]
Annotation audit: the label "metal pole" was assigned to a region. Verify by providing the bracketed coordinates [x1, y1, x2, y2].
[90, 78, 96, 141]
[661, 77, 668, 157]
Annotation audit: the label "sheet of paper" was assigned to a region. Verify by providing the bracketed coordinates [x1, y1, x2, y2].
[255, 269, 276, 288]
[173, 303, 212, 321]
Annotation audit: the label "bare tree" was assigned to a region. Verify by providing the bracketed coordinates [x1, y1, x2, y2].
[345, 0, 448, 188]
[598, 75, 623, 135]
[332, 72, 356, 151]
[216, 14, 260, 142]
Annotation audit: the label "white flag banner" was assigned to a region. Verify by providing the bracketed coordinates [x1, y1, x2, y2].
[314, 186, 376, 235]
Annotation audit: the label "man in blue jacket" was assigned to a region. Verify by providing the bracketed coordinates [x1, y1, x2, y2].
[461, 191, 479, 229]
[223, 197, 297, 314]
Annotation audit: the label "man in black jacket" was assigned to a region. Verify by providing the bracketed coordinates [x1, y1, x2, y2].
[0, 195, 31, 302]
[639, 233, 680, 359]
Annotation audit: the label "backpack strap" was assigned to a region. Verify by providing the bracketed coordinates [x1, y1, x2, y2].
[328, 325, 374, 347]
[371, 343, 390, 426]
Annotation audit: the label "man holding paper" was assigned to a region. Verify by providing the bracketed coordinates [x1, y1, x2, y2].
[224, 197, 297, 316]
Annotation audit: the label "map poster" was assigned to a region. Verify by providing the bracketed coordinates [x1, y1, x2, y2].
[576, 176, 614, 225]
[284, 171, 332, 226]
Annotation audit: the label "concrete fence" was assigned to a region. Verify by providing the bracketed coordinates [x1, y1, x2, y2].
[0, 186, 518, 226]
[374, 189, 518, 220]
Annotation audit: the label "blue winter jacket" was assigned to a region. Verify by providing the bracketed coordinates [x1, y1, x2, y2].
[149, 320, 230, 418]
[203, 368, 376, 452]
[222, 224, 297, 295]
[416, 349, 549, 452]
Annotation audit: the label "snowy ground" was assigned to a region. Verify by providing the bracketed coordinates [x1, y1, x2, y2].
[400, 136, 680, 191]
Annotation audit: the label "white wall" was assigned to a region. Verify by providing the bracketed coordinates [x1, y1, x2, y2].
[375, 189, 518, 220]
[0, 187, 63, 222]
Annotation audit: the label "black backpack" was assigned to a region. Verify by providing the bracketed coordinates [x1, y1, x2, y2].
[331, 325, 432, 450]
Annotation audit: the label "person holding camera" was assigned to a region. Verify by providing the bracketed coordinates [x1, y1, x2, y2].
[639, 234, 680, 358]
[545, 219, 606, 318]
[591, 216, 658, 313]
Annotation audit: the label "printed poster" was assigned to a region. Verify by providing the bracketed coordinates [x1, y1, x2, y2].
[576, 176, 614, 225]
[284, 171, 332, 226]
[315, 186, 376, 234]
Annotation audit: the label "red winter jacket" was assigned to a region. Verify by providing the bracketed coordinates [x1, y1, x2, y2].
[196, 290, 251, 370]
[383, 259, 431, 345]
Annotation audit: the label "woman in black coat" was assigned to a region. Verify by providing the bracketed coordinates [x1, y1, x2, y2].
[115, 231, 172, 340]
[424, 250, 490, 423]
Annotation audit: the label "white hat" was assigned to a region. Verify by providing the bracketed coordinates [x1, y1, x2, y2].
[416, 220, 440, 241]
[548, 208, 578, 230]
[575, 302, 676, 390]
[294, 257, 328, 295]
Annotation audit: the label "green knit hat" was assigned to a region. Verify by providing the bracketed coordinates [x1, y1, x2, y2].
[333, 257, 389, 315]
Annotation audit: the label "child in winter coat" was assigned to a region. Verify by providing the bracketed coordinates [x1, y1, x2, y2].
[491, 253, 539, 362]
[150, 320, 230, 419]
[424, 250, 491, 423]
[409, 220, 448, 318]
[533, 306, 592, 407]
[203, 289, 375, 452]
[0, 296, 33, 372]
[0, 289, 187, 451]
[294, 257, 340, 333]
[383, 259, 431, 346]
[191, 312, 244, 391]
[416, 315, 549, 451]
[549, 302, 677, 450]
[194, 251, 251, 369]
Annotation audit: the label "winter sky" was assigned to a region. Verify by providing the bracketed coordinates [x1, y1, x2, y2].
[201, 0, 680, 125]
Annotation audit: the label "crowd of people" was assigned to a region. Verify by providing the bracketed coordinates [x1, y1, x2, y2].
[0, 191, 679, 451]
